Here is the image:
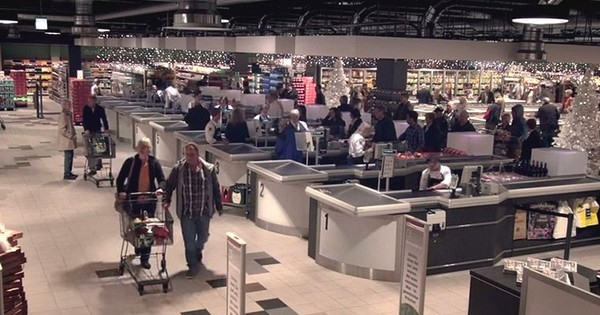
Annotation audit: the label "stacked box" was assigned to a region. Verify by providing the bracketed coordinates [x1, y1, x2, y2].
[0, 78, 16, 110]
[70, 79, 92, 124]
[1, 230, 27, 315]
[292, 77, 316, 105]
[8, 71, 27, 97]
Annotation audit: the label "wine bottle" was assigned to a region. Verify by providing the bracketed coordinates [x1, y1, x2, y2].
[543, 163, 548, 177]
[532, 161, 539, 177]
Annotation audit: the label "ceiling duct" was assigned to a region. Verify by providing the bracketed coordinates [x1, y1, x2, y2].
[71, 0, 97, 36]
[516, 25, 546, 61]
[173, 0, 222, 28]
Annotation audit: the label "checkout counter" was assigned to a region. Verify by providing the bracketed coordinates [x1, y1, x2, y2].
[174, 130, 208, 161]
[149, 120, 189, 166]
[305, 175, 600, 280]
[205, 144, 272, 188]
[130, 112, 183, 151]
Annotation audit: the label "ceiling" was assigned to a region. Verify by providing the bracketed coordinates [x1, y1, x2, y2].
[1, 0, 600, 45]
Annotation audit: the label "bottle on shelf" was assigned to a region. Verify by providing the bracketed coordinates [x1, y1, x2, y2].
[542, 162, 548, 177]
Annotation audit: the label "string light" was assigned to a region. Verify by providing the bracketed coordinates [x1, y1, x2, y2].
[83, 47, 234, 68]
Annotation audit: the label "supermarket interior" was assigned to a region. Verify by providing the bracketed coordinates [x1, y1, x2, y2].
[1, 0, 600, 315]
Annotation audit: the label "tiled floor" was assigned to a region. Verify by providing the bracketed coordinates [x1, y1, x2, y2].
[1, 101, 599, 315]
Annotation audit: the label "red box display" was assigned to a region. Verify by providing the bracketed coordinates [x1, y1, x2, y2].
[69, 78, 92, 124]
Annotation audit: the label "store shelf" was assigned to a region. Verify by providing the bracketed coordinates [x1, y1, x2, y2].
[50, 64, 69, 104]
[82, 62, 112, 94]
[320, 67, 376, 89]
[2, 59, 63, 96]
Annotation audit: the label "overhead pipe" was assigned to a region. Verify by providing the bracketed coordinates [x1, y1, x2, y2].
[96, 3, 177, 21]
[72, 0, 97, 36]
[17, 14, 74, 22]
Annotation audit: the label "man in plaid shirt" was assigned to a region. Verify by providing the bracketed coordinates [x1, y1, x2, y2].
[163, 143, 223, 278]
[398, 111, 424, 152]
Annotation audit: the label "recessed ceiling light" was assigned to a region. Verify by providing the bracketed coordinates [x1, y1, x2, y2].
[98, 28, 110, 33]
[44, 31, 60, 35]
[220, 18, 230, 24]
[512, 17, 568, 25]
[0, 20, 18, 25]
[512, 5, 569, 25]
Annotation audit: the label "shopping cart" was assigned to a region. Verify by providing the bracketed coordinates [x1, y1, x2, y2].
[83, 132, 116, 187]
[118, 192, 173, 295]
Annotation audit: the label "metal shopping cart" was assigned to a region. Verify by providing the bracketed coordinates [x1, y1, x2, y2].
[118, 192, 173, 295]
[83, 132, 116, 187]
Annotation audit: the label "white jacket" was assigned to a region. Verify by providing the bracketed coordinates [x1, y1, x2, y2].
[348, 133, 366, 158]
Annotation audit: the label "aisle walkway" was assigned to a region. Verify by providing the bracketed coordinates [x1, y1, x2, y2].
[0, 101, 599, 315]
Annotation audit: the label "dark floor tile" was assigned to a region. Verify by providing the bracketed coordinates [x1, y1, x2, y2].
[181, 310, 211, 315]
[246, 251, 272, 260]
[95, 268, 121, 278]
[13, 157, 27, 161]
[206, 277, 227, 288]
[267, 307, 299, 315]
[8, 147, 20, 150]
[16, 162, 30, 167]
[39, 141, 51, 144]
[2, 165, 18, 169]
[255, 257, 280, 266]
[256, 298, 287, 310]
[246, 282, 267, 293]
[20, 145, 33, 150]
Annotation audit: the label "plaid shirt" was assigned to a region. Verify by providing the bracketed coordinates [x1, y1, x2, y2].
[182, 163, 206, 218]
[399, 123, 425, 152]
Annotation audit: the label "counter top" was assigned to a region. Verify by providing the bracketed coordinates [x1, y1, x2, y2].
[206, 144, 272, 162]
[505, 176, 600, 199]
[149, 120, 188, 132]
[174, 130, 206, 143]
[130, 112, 174, 123]
[115, 106, 147, 114]
[305, 183, 410, 217]
[247, 160, 328, 183]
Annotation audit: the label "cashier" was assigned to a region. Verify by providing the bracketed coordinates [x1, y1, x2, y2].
[419, 157, 452, 191]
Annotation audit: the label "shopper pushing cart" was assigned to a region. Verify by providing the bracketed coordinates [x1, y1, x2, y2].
[82, 95, 109, 174]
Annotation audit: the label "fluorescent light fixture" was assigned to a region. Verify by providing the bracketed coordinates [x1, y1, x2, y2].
[98, 28, 110, 33]
[35, 17, 48, 30]
[0, 20, 18, 25]
[44, 31, 60, 35]
[512, 5, 569, 25]
[512, 17, 568, 25]
[220, 18, 230, 24]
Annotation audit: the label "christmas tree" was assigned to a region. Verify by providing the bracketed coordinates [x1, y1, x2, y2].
[554, 70, 600, 175]
[324, 59, 350, 108]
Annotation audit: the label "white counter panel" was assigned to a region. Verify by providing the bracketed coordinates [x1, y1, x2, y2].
[215, 158, 247, 188]
[117, 112, 134, 143]
[155, 130, 179, 166]
[106, 108, 118, 137]
[256, 179, 312, 236]
[318, 206, 398, 271]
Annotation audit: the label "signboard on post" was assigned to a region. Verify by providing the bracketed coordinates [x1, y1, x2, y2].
[399, 215, 430, 315]
[381, 149, 397, 178]
[226, 232, 247, 315]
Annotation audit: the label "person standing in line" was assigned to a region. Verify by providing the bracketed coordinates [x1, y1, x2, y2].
[82, 95, 109, 175]
[536, 97, 560, 147]
[502, 104, 527, 158]
[116, 138, 165, 269]
[315, 84, 326, 105]
[451, 110, 476, 132]
[372, 105, 397, 143]
[205, 108, 226, 145]
[91, 79, 101, 96]
[561, 89, 574, 113]
[337, 95, 353, 112]
[393, 91, 413, 120]
[433, 107, 449, 148]
[164, 82, 181, 109]
[185, 91, 211, 131]
[163, 142, 223, 278]
[477, 86, 494, 104]
[225, 107, 250, 143]
[416, 84, 433, 104]
[423, 113, 442, 152]
[58, 102, 78, 180]
[398, 110, 424, 152]
[484, 98, 503, 131]
[346, 108, 364, 138]
[520, 119, 542, 161]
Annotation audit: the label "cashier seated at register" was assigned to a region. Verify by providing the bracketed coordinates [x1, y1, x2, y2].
[419, 157, 452, 191]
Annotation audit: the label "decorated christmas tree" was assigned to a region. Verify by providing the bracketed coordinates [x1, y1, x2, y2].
[324, 59, 350, 108]
[554, 69, 600, 175]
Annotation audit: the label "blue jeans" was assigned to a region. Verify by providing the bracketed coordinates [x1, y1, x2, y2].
[181, 214, 211, 269]
[64, 150, 74, 177]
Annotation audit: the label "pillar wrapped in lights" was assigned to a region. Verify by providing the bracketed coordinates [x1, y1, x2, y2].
[554, 69, 600, 175]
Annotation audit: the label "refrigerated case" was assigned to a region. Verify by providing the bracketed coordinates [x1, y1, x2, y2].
[408, 69, 504, 98]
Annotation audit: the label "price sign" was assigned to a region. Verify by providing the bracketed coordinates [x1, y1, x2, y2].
[381, 150, 397, 179]
[399, 216, 430, 315]
[226, 233, 247, 315]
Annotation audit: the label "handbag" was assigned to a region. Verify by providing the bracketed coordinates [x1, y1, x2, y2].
[114, 158, 135, 213]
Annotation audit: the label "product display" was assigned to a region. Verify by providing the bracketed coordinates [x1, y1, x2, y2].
[70, 79, 92, 124]
[9, 70, 27, 107]
[82, 62, 112, 94]
[527, 203, 557, 240]
[50, 64, 68, 104]
[2, 59, 61, 95]
[292, 77, 316, 105]
[0, 78, 16, 110]
[0, 229, 28, 315]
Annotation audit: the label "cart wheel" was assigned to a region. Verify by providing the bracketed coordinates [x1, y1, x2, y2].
[83, 173, 87, 180]
[118, 263, 125, 276]
[138, 285, 144, 296]
[110, 180, 114, 187]
[162, 283, 169, 293]
[96, 182, 100, 188]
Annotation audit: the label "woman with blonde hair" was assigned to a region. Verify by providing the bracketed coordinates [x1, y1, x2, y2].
[116, 137, 166, 269]
[225, 107, 250, 143]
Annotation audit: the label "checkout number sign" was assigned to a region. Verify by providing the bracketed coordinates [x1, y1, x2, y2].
[381, 149, 397, 179]
[226, 232, 247, 315]
[399, 216, 430, 315]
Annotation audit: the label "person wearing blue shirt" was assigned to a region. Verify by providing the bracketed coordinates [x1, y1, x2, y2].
[398, 111, 424, 152]
[275, 109, 308, 162]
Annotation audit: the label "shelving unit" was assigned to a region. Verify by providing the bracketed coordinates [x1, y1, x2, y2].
[110, 65, 153, 98]
[320, 67, 376, 89]
[0, 78, 16, 110]
[2, 59, 62, 96]
[408, 69, 501, 98]
[50, 64, 68, 104]
[82, 62, 112, 95]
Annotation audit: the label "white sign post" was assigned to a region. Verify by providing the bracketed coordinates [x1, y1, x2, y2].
[379, 149, 396, 191]
[399, 215, 430, 315]
[226, 232, 247, 315]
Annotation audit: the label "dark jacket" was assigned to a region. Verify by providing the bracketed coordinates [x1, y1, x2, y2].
[347, 118, 363, 137]
[275, 124, 303, 162]
[478, 91, 495, 104]
[82, 105, 108, 133]
[424, 124, 443, 152]
[485, 103, 502, 126]
[373, 116, 397, 142]
[225, 122, 250, 143]
[433, 116, 449, 147]
[521, 130, 542, 161]
[322, 116, 346, 137]
[116, 154, 165, 194]
[416, 89, 433, 104]
[338, 103, 353, 112]
[315, 92, 326, 105]
[393, 102, 412, 120]
[185, 105, 211, 131]
[451, 121, 476, 132]
[536, 103, 560, 132]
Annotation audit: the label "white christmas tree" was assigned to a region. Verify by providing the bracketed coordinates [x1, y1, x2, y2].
[324, 59, 350, 108]
[554, 69, 600, 175]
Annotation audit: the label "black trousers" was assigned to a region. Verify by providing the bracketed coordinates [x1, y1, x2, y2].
[129, 201, 156, 263]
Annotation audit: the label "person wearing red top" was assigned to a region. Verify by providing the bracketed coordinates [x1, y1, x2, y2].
[562, 89, 573, 113]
